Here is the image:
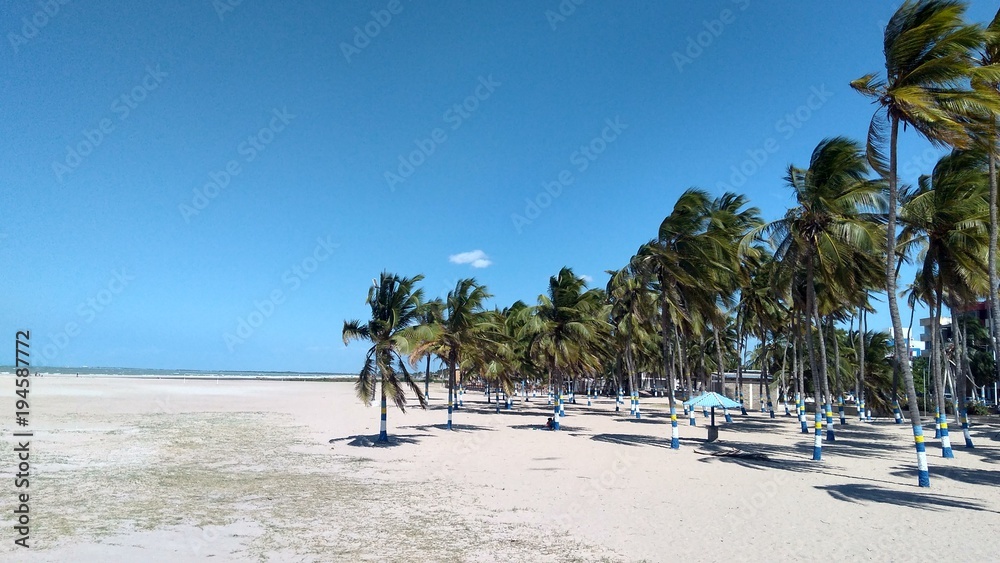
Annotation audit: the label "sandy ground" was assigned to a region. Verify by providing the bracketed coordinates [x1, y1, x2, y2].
[0, 376, 998, 562]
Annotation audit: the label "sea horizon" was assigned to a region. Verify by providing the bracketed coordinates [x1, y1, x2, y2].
[0, 365, 360, 380]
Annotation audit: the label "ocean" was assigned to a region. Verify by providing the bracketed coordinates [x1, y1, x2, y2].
[0, 366, 357, 381]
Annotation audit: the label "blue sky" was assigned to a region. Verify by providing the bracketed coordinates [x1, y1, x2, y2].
[2, 1, 996, 372]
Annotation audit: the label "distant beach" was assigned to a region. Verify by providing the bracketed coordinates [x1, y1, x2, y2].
[0, 366, 359, 381]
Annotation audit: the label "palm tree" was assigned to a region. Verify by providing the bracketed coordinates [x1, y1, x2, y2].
[901, 150, 990, 456]
[409, 279, 492, 430]
[851, 0, 993, 486]
[527, 267, 611, 430]
[975, 10, 1000, 388]
[342, 272, 428, 442]
[415, 298, 445, 399]
[750, 137, 885, 458]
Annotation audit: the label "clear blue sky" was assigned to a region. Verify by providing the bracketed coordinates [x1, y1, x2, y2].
[2, 1, 996, 372]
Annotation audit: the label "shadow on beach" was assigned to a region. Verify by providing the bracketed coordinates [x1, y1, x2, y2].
[328, 433, 425, 448]
[398, 423, 495, 433]
[588, 432, 676, 449]
[816, 483, 997, 513]
[888, 465, 1000, 488]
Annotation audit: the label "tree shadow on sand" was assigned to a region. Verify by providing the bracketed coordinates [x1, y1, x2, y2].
[888, 464, 1000, 488]
[397, 423, 494, 433]
[816, 483, 998, 513]
[509, 424, 585, 432]
[328, 433, 424, 448]
[588, 433, 676, 449]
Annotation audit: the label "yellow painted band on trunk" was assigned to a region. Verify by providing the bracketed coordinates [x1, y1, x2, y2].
[815, 422, 822, 429]
[915, 435, 925, 443]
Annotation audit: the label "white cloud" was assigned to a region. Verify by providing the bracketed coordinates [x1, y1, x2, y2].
[449, 249, 492, 268]
[581, 274, 593, 284]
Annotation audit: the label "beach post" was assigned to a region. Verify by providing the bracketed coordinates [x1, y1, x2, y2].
[553, 391, 561, 430]
[912, 424, 931, 487]
[812, 408, 823, 461]
[825, 402, 835, 442]
[447, 391, 454, 430]
[938, 414, 954, 458]
[797, 394, 808, 433]
[670, 405, 680, 449]
[960, 409, 974, 448]
[379, 396, 389, 442]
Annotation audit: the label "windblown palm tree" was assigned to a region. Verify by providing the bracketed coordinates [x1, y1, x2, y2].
[901, 149, 990, 456]
[749, 137, 885, 458]
[851, 0, 993, 485]
[342, 272, 428, 442]
[974, 10, 1000, 387]
[408, 279, 492, 430]
[527, 267, 611, 430]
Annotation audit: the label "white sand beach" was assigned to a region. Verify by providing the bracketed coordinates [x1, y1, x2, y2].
[2, 376, 998, 562]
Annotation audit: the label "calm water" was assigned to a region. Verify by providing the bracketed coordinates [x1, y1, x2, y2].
[0, 365, 356, 380]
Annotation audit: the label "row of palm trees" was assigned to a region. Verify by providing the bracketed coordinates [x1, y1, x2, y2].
[343, 1, 1000, 488]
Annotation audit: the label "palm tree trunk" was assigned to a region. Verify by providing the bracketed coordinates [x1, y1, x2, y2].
[763, 340, 774, 418]
[831, 317, 845, 425]
[858, 306, 868, 422]
[378, 382, 388, 442]
[793, 314, 807, 432]
[953, 310, 974, 448]
[989, 148, 1000, 392]
[898, 299, 916, 423]
[888, 116, 930, 486]
[805, 262, 824, 460]
[932, 275, 954, 458]
[424, 355, 431, 399]
[780, 338, 790, 416]
[736, 314, 747, 414]
[447, 352, 456, 430]
[813, 309, 833, 442]
[552, 361, 562, 430]
[661, 307, 680, 448]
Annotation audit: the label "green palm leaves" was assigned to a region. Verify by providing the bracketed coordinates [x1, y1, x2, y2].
[342, 271, 428, 413]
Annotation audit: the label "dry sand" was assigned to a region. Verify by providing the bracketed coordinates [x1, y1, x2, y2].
[1, 376, 998, 562]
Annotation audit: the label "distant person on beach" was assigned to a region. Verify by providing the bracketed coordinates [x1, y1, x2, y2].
[546, 417, 555, 430]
